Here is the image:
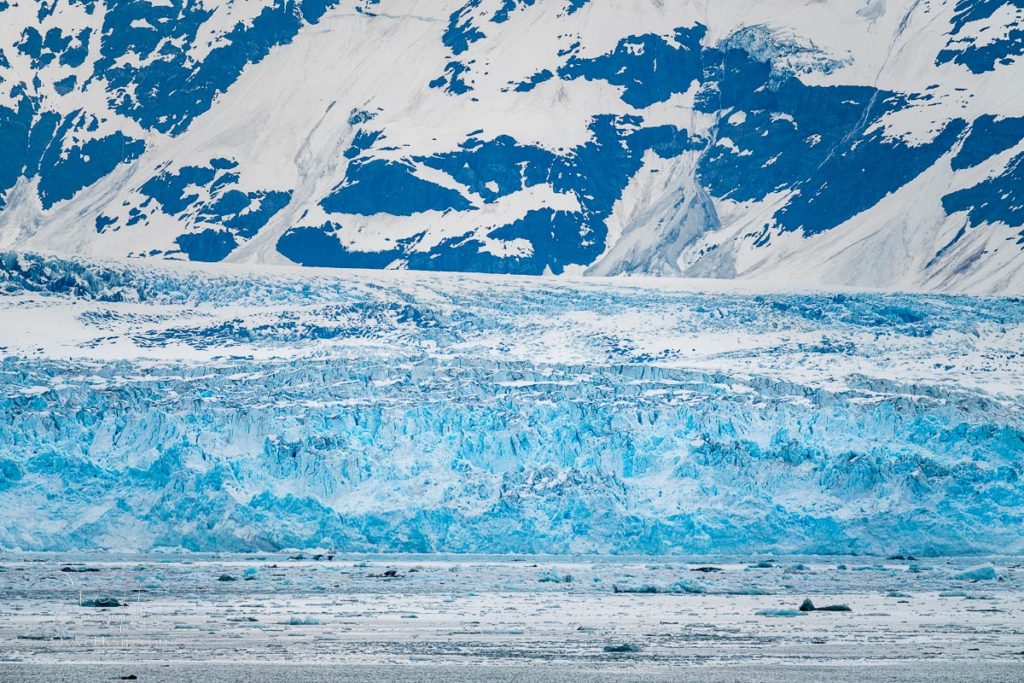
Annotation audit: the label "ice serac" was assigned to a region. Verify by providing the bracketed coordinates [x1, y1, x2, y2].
[1, 252, 1022, 554]
[0, 1, 1023, 292]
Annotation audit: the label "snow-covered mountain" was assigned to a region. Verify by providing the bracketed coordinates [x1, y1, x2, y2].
[1, 0, 1023, 293]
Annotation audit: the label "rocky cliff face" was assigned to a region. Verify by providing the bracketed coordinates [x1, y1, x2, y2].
[1, 1, 1023, 292]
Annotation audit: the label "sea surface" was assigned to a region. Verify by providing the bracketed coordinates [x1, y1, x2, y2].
[0, 554, 1021, 681]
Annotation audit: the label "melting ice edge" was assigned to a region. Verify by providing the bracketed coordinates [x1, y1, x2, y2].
[0, 252, 1022, 555]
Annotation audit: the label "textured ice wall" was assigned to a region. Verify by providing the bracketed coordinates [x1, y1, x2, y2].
[1, 252, 1022, 554]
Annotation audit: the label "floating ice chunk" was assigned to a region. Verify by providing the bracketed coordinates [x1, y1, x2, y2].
[612, 579, 705, 594]
[757, 608, 805, 617]
[538, 569, 573, 583]
[669, 578, 706, 594]
[612, 583, 661, 594]
[18, 627, 75, 641]
[604, 643, 642, 653]
[954, 564, 998, 581]
[81, 597, 123, 607]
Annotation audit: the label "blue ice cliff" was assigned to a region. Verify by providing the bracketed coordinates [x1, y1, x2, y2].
[0, 252, 1021, 554]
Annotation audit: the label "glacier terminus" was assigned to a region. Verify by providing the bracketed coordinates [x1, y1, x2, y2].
[1, 251, 1022, 554]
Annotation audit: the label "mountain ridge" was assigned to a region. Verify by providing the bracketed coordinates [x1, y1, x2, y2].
[1, 0, 1023, 293]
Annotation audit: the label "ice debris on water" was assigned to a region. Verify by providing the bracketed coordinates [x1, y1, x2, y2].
[670, 578, 707, 594]
[283, 616, 321, 625]
[17, 628, 74, 640]
[538, 569, 574, 583]
[604, 643, 643, 653]
[955, 564, 998, 581]
[757, 608, 805, 617]
[612, 578, 705, 594]
[613, 583, 661, 594]
[81, 597, 123, 608]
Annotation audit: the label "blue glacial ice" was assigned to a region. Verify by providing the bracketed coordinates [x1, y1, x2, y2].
[0, 252, 1022, 555]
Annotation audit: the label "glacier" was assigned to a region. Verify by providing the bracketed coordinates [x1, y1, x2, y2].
[1, 0, 1023, 292]
[1, 252, 1022, 554]
[4, 3, 1024, 678]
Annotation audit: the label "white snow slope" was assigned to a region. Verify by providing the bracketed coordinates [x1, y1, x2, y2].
[0, 0, 1023, 292]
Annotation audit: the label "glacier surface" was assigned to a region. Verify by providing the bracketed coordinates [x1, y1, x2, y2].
[1, 252, 1022, 554]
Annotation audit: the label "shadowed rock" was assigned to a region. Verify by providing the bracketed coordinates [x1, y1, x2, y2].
[604, 643, 643, 653]
[800, 598, 852, 612]
[81, 597, 122, 608]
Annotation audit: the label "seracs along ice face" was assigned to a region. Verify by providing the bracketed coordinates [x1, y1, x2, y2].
[1, 252, 1022, 554]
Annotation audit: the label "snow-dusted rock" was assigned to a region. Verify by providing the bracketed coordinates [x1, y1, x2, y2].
[1, 2, 1023, 292]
